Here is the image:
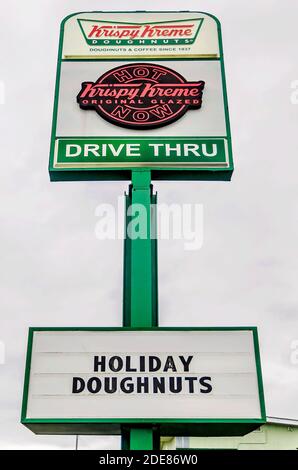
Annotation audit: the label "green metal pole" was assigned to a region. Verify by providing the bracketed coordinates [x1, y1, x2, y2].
[122, 169, 159, 450]
[129, 428, 154, 450]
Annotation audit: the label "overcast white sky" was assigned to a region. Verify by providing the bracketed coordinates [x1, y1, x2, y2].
[0, 0, 298, 449]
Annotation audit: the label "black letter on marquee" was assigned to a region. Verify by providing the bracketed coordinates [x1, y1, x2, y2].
[179, 355, 193, 372]
[149, 356, 161, 372]
[126, 356, 137, 372]
[120, 377, 134, 394]
[87, 377, 102, 394]
[104, 377, 117, 394]
[184, 376, 197, 393]
[163, 356, 177, 372]
[140, 356, 145, 372]
[137, 377, 149, 393]
[109, 356, 123, 372]
[169, 377, 182, 393]
[72, 377, 85, 394]
[94, 356, 106, 372]
[152, 377, 165, 393]
[199, 376, 212, 393]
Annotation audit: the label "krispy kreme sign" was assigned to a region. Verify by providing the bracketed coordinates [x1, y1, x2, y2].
[77, 63, 205, 129]
[49, 11, 233, 180]
[78, 18, 204, 46]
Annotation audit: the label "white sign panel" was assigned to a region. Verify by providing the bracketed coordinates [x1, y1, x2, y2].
[62, 12, 220, 59]
[23, 329, 264, 424]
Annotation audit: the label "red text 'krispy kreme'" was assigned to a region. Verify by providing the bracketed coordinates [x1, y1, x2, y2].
[77, 63, 205, 129]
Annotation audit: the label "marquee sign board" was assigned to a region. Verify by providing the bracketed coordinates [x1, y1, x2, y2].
[49, 11, 233, 181]
[22, 328, 265, 436]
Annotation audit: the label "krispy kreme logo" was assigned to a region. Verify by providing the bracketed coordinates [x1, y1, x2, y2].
[77, 18, 204, 46]
[77, 63, 205, 129]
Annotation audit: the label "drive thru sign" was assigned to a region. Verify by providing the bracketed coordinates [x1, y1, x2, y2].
[49, 11, 233, 181]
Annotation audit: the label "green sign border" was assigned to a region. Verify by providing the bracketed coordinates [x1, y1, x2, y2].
[49, 11, 234, 182]
[21, 327, 266, 436]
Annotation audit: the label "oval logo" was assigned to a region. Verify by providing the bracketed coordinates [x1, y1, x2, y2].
[77, 63, 205, 129]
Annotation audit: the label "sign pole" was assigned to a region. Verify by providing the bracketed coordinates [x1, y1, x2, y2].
[122, 169, 159, 450]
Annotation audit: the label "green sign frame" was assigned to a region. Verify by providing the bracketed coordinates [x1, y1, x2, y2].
[21, 327, 266, 436]
[49, 11, 234, 182]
